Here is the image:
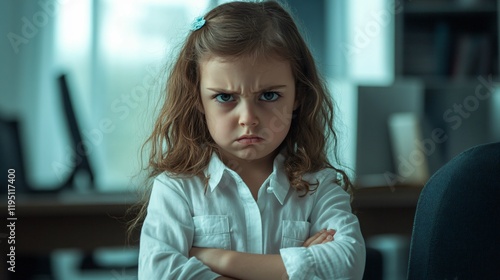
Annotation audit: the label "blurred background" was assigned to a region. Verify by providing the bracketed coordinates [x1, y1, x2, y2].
[0, 0, 499, 279]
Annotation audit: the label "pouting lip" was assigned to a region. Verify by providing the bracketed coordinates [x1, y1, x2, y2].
[236, 135, 263, 141]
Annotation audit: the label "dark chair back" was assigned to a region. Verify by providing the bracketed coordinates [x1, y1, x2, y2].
[407, 142, 500, 279]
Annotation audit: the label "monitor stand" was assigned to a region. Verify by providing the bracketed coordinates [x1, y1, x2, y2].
[56, 74, 95, 192]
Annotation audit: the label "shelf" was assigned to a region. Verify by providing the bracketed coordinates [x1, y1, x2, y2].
[392, 0, 498, 183]
[399, 3, 498, 79]
[396, 75, 500, 88]
[404, 3, 497, 15]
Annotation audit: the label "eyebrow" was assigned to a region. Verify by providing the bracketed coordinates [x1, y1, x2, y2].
[206, 85, 287, 94]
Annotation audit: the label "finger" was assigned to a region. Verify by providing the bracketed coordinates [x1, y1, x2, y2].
[303, 228, 336, 247]
[307, 232, 329, 247]
[303, 229, 326, 247]
[321, 234, 334, 243]
[321, 230, 336, 244]
[303, 229, 325, 247]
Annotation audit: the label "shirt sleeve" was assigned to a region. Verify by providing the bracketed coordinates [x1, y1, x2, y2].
[138, 175, 221, 280]
[279, 170, 366, 280]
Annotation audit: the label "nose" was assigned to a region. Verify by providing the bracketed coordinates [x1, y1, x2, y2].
[238, 102, 259, 127]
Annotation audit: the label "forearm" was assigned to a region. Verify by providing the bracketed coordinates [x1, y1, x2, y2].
[190, 230, 338, 279]
[222, 229, 335, 279]
[224, 251, 287, 280]
[192, 248, 287, 280]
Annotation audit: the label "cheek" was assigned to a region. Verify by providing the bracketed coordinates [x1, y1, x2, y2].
[204, 113, 219, 134]
[267, 119, 291, 140]
[265, 105, 293, 130]
[204, 107, 233, 135]
[205, 107, 224, 123]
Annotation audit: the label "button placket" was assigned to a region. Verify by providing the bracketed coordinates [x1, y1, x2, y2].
[233, 175, 263, 254]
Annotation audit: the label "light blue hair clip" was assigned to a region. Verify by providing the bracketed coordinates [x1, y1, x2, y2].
[190, 16, 206, 31]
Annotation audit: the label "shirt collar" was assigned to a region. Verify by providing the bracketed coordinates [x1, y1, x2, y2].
[204, 153, 227, 192]
[267, 153, 289, 204]
[203, 152, 290, 205]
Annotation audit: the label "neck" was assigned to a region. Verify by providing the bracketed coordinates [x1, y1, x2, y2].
[220, 151, 278, 181]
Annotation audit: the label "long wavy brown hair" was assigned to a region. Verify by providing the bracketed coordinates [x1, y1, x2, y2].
[127, 0, 353, 238]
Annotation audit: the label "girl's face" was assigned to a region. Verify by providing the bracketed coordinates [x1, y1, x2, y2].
[199, 55, 297, 167]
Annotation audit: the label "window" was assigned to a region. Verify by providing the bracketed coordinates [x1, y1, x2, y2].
[53, 0, 213, 191]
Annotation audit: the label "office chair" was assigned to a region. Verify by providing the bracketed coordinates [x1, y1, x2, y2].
[407, 142, 500, 279]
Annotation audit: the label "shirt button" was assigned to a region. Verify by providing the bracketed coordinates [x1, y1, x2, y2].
[267, 187, 274, 193]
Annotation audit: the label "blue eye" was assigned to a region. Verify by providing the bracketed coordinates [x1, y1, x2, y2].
[260, 91, 280, 101]
[215, 93, 234, 103]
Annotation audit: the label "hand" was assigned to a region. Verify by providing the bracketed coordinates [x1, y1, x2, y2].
[302, 229, 336, 247]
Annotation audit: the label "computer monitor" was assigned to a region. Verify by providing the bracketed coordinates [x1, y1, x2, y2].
[356, 79, 425, 187]
[57, 74, 95, 190]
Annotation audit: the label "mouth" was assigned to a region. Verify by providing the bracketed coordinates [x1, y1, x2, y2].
[236, 135, 263, 144]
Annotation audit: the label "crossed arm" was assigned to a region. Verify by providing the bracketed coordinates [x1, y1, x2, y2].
[189, 229, 336, 280]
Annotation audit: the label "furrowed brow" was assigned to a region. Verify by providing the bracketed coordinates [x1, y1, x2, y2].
[206, 85, 287, 94]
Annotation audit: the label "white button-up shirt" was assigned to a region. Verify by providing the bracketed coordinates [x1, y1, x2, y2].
[139, 153, 366, 279]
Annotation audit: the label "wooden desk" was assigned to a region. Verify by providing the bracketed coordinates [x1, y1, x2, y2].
[0, 185, 423, 255]
[0, 192, 140, 255]
[352, 185, 423, 238]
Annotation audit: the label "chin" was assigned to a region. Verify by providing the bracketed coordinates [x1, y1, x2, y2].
[219, 144, 278, 163]
[235, 151, 261, 161]
[238, 148, 277, 161]
[224, 148, 259, 160]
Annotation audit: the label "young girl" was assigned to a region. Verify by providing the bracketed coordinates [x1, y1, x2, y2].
[132, 1, 365, 279]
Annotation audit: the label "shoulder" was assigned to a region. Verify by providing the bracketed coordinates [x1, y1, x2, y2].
[152, 172, 205, 198]
[302, 168, 338, 186]
[303, 168, 349, 196]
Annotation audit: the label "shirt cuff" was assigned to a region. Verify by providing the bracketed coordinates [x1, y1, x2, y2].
[280, 247, 316, 280]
